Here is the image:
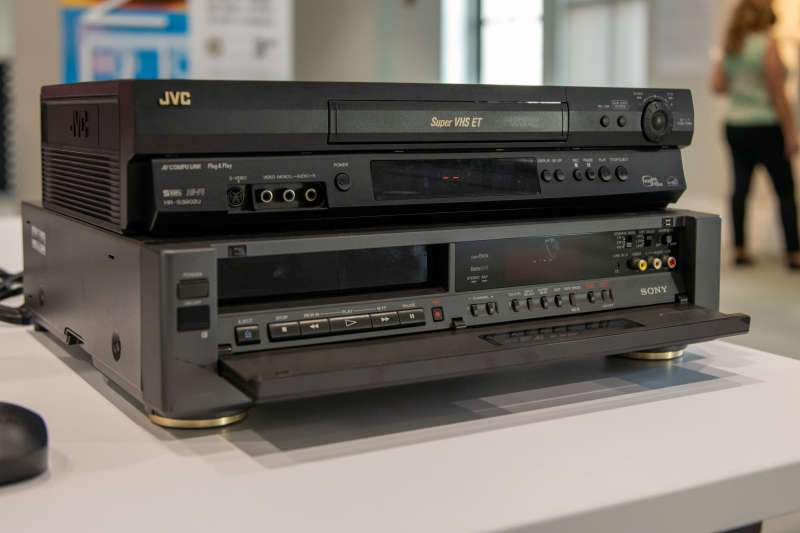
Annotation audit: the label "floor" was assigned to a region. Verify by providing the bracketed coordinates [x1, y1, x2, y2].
[715, 255, 800, 533]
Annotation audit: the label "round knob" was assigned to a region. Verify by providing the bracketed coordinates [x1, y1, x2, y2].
[641, 100, 674, 143]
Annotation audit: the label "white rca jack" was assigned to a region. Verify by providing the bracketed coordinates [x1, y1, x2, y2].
[282, 189, 296, 202]
[647, 256, 663, 270]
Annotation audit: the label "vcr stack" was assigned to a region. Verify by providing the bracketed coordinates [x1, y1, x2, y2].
[23, 80, 749, 427]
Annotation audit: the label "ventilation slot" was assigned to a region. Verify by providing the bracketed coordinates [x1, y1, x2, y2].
[42, 146, 120, 224]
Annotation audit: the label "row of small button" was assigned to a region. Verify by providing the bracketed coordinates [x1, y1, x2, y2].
[600, 115, 627, 128]
[263, 309, 427, 343]
[510, 290, 613, 313]
[541, 166, 628, 183]
[470, 302, 499, 317]
[176, 279, 211, 332]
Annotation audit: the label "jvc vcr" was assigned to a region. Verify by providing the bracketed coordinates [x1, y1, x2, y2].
[39, 80, 694, 234]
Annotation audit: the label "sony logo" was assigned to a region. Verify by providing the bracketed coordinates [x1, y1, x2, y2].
[641, 286, 668, 296]
[158, 91, 191, 106]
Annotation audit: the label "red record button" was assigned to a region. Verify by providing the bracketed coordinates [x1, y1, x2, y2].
[432, 307, 444, 322]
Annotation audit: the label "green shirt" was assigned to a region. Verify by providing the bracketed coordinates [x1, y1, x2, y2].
[723, 33, 779, 126]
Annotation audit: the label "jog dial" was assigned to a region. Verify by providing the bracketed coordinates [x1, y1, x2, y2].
[641, 99, 674, 143]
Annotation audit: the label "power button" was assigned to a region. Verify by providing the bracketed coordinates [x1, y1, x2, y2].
[335, 173, 351, 191]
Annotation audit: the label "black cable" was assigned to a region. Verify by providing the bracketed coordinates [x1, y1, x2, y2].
[0, 269, 32, 326]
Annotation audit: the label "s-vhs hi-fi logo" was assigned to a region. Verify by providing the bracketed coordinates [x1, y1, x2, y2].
[70, 110, 89, 138]
[158, 91, 192, 106]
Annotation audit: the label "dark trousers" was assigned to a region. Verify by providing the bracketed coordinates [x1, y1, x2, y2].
[725, 124, 800, 253]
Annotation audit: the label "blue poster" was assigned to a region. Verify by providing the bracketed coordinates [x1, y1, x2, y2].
[61, 0, 189, 83]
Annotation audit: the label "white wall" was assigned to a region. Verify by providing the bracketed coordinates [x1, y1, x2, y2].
[0, 0, 12, 60]
[294, 0, 440, 83]
[10, 0, 60, 204]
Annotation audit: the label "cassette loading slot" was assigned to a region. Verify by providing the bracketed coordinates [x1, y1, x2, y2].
[218, 304, 750, 403]
[328, 101, 568, 144]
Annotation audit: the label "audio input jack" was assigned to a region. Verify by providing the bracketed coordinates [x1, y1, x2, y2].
[629, 258, 648, 272]
[663, 256, 677, 269]
[282, 189, 296, 202]
[304, 188, 318, 202]
[259, 189, 273, 203]
[647, 256, 663, 270]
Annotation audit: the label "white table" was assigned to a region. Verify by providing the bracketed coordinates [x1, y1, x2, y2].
[2, 217, 800, 533]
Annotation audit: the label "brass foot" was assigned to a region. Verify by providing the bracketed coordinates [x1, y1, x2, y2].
[619, 348, 684, 361]
[148, 411, 247, 429]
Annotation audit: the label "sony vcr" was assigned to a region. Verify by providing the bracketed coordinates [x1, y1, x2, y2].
[22, 203, 749, 425]
[40, 81, 694, 234]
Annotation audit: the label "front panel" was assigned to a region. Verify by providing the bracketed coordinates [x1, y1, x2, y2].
[200, 216, 684, 356]
[149, 149, 685, 229]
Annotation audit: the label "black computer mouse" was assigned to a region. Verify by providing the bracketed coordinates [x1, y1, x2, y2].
[0, 402, 48, 486]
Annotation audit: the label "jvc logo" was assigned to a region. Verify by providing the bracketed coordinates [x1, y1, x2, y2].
[641, 286, 668, 296]
[70, 111, 89, 138]
[158, 91, 191, 106]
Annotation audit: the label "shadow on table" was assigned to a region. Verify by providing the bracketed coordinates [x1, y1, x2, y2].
[33, 331, 760, 468]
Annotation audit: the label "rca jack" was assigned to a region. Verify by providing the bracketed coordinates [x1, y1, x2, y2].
[647, 256, 663, 270]
[282, 189, 296, 202]
[629, 258, 648, 272]
[663, 256, 677, 269]
[259, 189, 274, 203]
[304, 188, 318, 202]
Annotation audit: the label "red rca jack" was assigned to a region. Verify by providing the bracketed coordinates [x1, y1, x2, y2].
[647, 256, 663, 270]
[629, 258, 648, 271]
[663, 256, 677, 269]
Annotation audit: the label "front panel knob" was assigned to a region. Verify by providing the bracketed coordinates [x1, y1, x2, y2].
[641, 100, 674, 143]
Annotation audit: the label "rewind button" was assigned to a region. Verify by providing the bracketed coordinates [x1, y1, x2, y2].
[370, 311, 400, 330]
[300, 318, 331, 337]
[329, 315, 373, 334]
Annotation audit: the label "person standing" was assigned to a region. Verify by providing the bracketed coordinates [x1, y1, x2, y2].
[713, 0, 800, 269]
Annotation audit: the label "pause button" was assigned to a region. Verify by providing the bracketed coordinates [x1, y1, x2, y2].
[398, 309, 426, 326]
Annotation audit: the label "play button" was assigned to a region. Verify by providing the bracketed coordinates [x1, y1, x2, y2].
[330, 315, 372, 334]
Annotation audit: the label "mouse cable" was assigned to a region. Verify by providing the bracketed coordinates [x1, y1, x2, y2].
[0, 268, 32, 326]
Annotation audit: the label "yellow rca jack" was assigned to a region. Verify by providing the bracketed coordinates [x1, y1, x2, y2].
[629, 258, 648, 271]
[647, 256, 663, 270]
[259, 189, 273, 203]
